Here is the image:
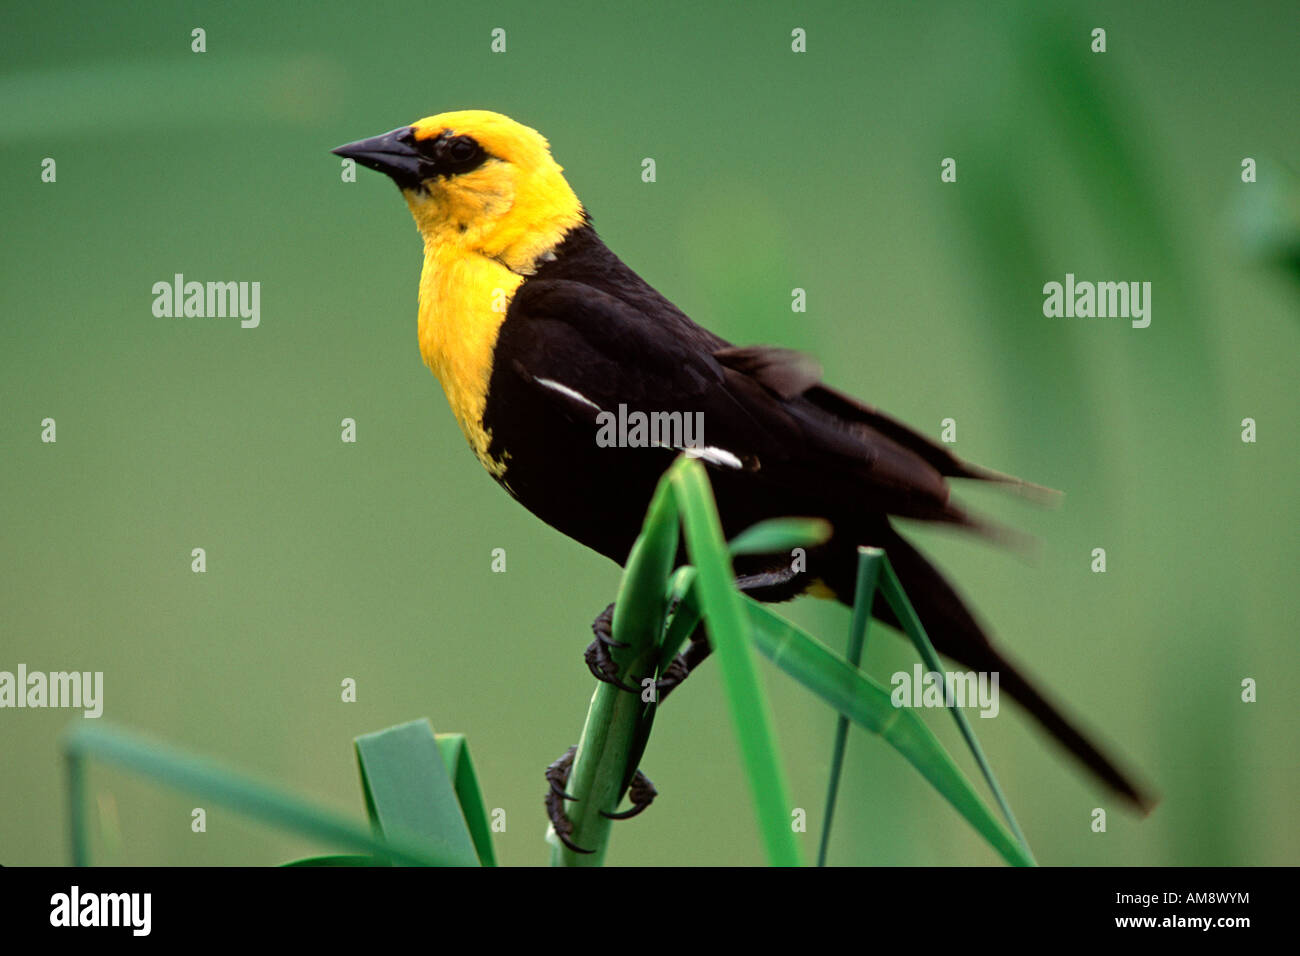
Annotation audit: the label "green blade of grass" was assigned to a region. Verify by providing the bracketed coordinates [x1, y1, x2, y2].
[659, 529, 1032, 864]
[354, 719, 481, 867]
[435, 733, 497, 866]
[669, 458, 801, 867]
[63, 722, 452, 866]
[658, 516, 832, 677]
[735, 598, 1034, 866]
[817, 547, 882, 866]
[877, 562, 1034, 860]
[550, 470, 677, 866]
[658, 565, 702, 674]
[658, 514, 827, 676]
[727, 517, 833, 556]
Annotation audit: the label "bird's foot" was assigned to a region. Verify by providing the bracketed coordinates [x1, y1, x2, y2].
[545, 745, 591, 854]
[583, 602, 638, 693]
[602, 768, 658, 820]
[652, 654, 691, 701]
[585, 601, 706, 701]
[545, 745, 659, 852]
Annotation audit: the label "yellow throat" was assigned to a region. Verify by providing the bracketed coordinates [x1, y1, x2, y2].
[402, 111, 584, 475]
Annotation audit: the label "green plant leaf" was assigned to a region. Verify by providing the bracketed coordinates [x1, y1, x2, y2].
[354, 719, 480, 867]
[658, 565, 701, 674]
[435, 733, 497, 866]
[818, 547, 882, 866]
[876, 562, 1033, 858]
[735, 598, 1034, 866]
[659, 515, 835, 681]
[63, 722, 450, 866]
[669, 457, 801, 867]
[727, 517, 832, 556]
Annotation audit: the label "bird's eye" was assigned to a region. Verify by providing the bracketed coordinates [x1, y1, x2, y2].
[448, 137, 477, 160]
[440, 135, 484, 170]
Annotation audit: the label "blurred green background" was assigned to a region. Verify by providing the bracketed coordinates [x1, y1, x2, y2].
[2, 0, 1296, 866]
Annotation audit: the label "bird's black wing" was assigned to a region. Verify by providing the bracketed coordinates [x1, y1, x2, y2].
[713, 345, 1057, 499]
[490, 279, 976, 527]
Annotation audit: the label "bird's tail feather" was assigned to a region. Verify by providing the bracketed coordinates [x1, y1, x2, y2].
[874, 530, 1155, 813]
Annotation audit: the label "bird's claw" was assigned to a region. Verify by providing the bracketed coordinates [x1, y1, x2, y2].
[584, 602, 640, 693]
[545, 746, 659, 851]
[600, 769, 658, 820]
[545, 746, 593, 854]
[652, 654, 691, 701]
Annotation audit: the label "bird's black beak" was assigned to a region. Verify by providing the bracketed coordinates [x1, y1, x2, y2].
[332, 127, 423, 190]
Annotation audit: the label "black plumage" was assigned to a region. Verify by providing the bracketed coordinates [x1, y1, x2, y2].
[484, 219, 1151, 811]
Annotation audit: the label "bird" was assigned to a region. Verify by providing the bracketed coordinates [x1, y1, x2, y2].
[333, 110, 1153, 842]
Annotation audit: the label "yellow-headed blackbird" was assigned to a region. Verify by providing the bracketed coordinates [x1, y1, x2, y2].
[334, 110, 1151, 817]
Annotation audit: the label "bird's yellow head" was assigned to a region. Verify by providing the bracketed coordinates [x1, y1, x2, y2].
[333, 110, 584, 272]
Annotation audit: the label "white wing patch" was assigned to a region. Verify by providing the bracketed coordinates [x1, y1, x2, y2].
[684, 445, 744, 469]
[536, 377, 602, 410]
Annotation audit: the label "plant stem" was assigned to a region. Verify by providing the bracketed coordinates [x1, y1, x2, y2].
[549, 475, 677, 865]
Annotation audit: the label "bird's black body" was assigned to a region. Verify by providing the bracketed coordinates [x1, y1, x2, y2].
[484, 219, 1150, 810]
[488, 222, 959, 575]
